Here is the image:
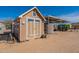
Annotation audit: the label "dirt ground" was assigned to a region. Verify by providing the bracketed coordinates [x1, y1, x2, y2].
[0, 32, 79, 53]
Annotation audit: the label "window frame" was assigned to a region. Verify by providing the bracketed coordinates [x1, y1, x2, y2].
[32, 11, 37, 17]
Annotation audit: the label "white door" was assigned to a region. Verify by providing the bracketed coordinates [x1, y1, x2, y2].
[26, 18, 41, 39]
[34, 19, 41, 38]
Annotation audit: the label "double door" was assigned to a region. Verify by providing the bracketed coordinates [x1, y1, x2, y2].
[26, 18, 41, 39]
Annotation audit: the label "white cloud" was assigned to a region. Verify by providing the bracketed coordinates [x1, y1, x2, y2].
[58, 12, 79, 23]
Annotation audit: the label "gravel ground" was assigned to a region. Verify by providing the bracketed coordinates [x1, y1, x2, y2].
[0, 32, 79, 53]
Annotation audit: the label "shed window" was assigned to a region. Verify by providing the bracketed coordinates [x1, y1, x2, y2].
[28, 19, 34, 21]
[33, 12, 37, 16]
[35, 20, 40, 22]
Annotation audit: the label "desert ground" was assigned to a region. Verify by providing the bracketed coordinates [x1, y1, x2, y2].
[0, 32, 79, 53]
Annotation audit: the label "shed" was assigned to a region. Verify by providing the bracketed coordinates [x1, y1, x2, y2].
[13, 7, 46, 42]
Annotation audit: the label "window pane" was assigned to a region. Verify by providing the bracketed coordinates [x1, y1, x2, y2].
[28, 19, 34, 21]
[33, 12, 36, 16]
[35, 20, 40, 22]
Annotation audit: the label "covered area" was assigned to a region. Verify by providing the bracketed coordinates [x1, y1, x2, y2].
[44, 16, 70, 34]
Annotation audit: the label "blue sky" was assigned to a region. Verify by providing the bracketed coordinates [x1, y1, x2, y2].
[0, 6, 79, 23]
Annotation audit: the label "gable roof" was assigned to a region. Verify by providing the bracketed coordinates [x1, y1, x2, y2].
[18, 7, 46, 21]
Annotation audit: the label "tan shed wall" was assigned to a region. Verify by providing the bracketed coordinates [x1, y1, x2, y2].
[13, 18, 20, 40]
